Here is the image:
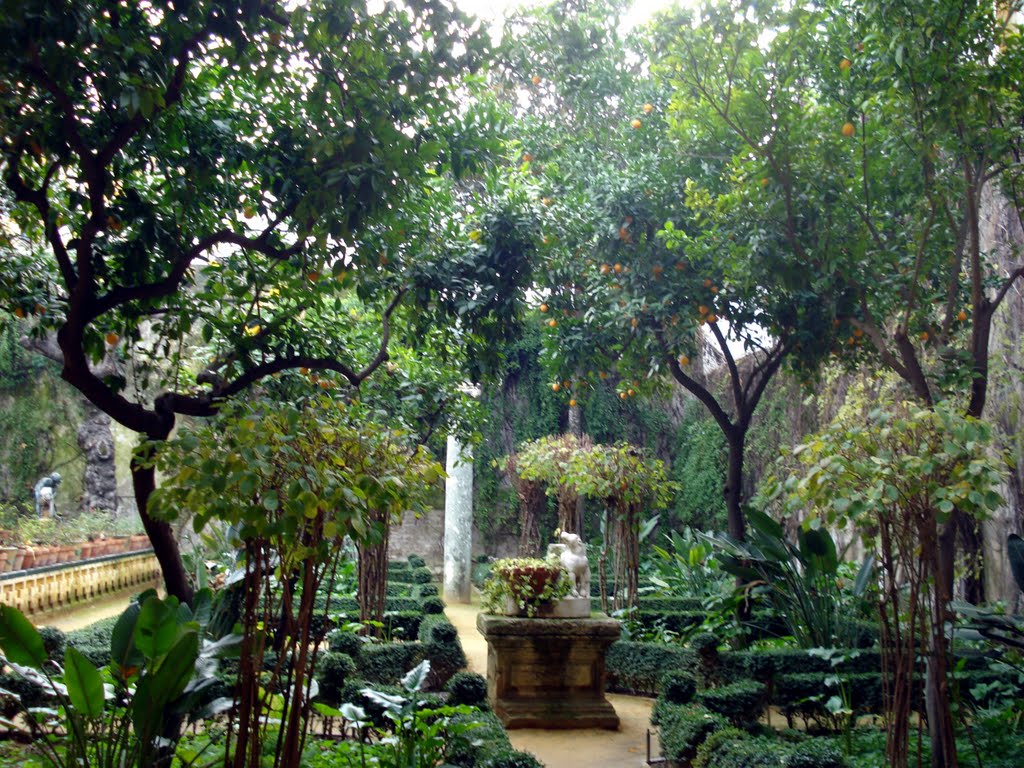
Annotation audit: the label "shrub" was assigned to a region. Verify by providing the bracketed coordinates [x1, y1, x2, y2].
[694, 730, 846, 768]
[355, 643, 425, 684]
[640, 597, 706, 612]
[653, 701, 728, 763]
[635, 609, 705, 635]
[484, 751, 544, 768]
[418, 615, 458, 644]
[408, 554, 426, 569]
[415, 583, 439, 598]
[327, 629, 363, 657]
[38, 626, 66, 660]
[446, 671, 488, 707]
[382, 610, 423, 640]
[313, 652, 355, 705]
[662, 671, 698, 705]
[696, 681, 766, 727]
[65, 615, 118, 667]
[424, 639, 466, 690]
[606, 641, 695, 695]
[421, 596, 446, 615]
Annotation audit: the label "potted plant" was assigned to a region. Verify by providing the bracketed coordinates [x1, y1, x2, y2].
[481, 557, 572, 618]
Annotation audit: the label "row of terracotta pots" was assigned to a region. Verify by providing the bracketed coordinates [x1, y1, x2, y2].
[0, 534, 151, 573]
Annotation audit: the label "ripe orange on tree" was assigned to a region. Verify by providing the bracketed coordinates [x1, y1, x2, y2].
[600, 264, 611, 275]
[531, 75, 541, 85]
[842, 122, 856, 137]
[643, 103, 654, 114]
[630, 118, 642, 129]
[548, 319, 557, 328]
[613, 263, 623, 274]
[552, 382, 561, 392]
[540, 303, 549, 313]
[13, 307, 25, 319]
[840, 58, 852, 71]
[105, 332, 119, 346]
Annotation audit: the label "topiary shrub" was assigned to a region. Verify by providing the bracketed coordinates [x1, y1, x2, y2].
[421, 596, 446, 615]
[484, 751, 544, 768]
[38, 626, 66, 660]
[408, 554, 426, 569]
[605, 641, 695, 696]
[355, 643, 425, 684]
[424, 639, 466, 690]
[696, 681, 766, 727]
[446, 671, 488, 708]
[412, 567, 434, 584]
[784, 737, 845, 768]
[652, 701, 728, 763]
[415, 583, 439, 598]
[382, 611, 423, 640]
[65, 616, 118, 667]
[327, 629, 363, 657]
[314, 652, 355, 705]
[418, 615, 457, 644]
[662, 671, 698, 705]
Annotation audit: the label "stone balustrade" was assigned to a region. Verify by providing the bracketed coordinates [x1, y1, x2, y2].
[0, 550, 160, 616]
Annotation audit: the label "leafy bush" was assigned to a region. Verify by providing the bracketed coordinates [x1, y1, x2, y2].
[446, 671, 488, 707]
[313, 652, 355, 706]
[694, 729, 846, 768]
[652, 701, 728, 763]
[355, 643, 425, 684]
[605, 641, 695, 695]
[696, 681, 767, 727]
[419, 615, 458, 644]
[408, 554, 426, 569]
[421, 596, 446, 615]
[38, 626, 66, 659]
[423, 639, 467, 690]
[382, 610, 423, 640]
[327, 629, 364, 657]
[662, 671, 698, 705]
[65, 615, 119, 667]
[415, 583, 440, 598]
[485, 751, 545, 768]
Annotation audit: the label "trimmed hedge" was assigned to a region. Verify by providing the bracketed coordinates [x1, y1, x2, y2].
[356, 643, 426, 684]
[421, 596, 446, 615]
[314, 651, 355, 705]
[65, 616, 119, 667]
[652, 701, 728, 763]
[662, 671, 698, 705]
[446, 671, 488, 708]
[446, 710, 545, 767]
[418, 614, 458, 644]
[693, 729, 846, 768]
[388, 566, 434, 585]
[639, 597, 706, 613]
[414, 583, 439, 598]
[696, 681, 767, 727]
[606, 641, 695, 695]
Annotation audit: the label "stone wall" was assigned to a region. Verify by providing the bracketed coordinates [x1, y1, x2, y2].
[389, 506, 519, 570]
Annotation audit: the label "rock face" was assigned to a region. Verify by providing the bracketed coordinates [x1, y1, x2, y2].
[477, 613, 620, 730]
[981, 184, 1024, 610]
[76, 405, 117, 515]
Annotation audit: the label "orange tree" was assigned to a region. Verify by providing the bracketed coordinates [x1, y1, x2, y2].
[654, 0, 1024, 602]
[0, 0, 535, 602]
[502, 0, 844, 543]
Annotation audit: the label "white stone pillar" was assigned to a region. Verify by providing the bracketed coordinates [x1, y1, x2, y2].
[443, 434, 474, 603]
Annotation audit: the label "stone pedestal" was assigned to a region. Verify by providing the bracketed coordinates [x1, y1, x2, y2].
[477, 613, 621, 730]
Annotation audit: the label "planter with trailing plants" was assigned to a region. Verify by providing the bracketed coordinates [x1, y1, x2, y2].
[481, 558, 573, 618]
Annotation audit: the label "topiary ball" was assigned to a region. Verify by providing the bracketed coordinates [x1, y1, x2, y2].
[446, 671, 488, 707]
[661, 671, 697, 704]
[421, 596, 446, 615]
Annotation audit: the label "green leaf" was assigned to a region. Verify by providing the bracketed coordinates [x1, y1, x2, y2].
[0, 604, 47, 668]
[134, 596, 180, 662]
[64, 646, 104, 718]
[110, 601, 143, 676]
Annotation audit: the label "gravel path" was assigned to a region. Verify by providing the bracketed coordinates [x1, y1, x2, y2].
[444, 599, 657, 768]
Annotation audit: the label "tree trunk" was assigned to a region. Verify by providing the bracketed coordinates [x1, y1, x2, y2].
[724, 432, 746, 541]
[357, 515, 389, 633]
[927, 517, 959, 768]
[130, 452, 193, 605]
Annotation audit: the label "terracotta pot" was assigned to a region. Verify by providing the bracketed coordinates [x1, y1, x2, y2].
[131, 534, 150, 551]
[506, 565, 563, 603]
[21, 549, 36, 570]
[11, 548, 26, 571]
[80, 541, 96, 559]
[0, 549, 9, 572]
[57, 544, 74, 564]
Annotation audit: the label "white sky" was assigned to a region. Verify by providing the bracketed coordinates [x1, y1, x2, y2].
[456, 0, 679, 37]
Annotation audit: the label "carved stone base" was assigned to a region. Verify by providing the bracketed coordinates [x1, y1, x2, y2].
[502, 596, 592, 618]
[477, 613, 621, 730]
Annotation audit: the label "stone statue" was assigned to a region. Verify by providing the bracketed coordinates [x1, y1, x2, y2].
[549, 531, 591, 599]
[34, 472, 62, 518]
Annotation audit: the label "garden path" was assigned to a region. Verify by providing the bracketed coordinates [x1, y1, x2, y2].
[444, 599, 657, 768]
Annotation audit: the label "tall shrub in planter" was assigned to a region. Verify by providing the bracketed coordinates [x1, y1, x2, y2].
[779, 402, 1005, 766]
[150, 396, 441, 768]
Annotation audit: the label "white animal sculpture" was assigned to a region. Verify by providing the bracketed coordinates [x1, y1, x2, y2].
[557, 531, 590, 599]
